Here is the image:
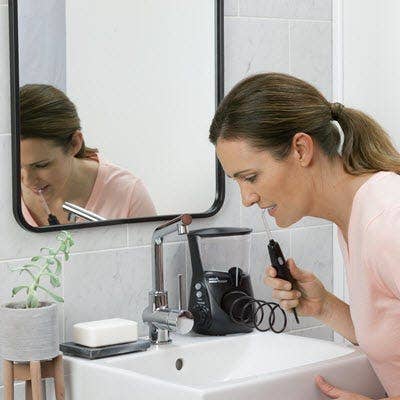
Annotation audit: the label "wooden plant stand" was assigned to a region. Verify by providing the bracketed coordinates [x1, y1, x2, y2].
[3, 354, 64, 400]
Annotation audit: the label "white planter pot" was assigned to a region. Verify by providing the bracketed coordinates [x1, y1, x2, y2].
[0, 301, 59, 362]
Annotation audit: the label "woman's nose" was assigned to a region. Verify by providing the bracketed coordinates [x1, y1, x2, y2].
[241, 189, 260, 207]
[21, 168, 38, 187]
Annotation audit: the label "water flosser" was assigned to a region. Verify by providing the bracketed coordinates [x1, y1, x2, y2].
[262, 209, 300, 324]
[38, 189, 60, 225]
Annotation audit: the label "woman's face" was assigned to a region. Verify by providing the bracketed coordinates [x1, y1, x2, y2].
[216, 137, 312, 228]
[20, 138, 74, 200]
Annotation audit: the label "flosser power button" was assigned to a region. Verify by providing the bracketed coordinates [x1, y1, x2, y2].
[278, 256, 284, 265]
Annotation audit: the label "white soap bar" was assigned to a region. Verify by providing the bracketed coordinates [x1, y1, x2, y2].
[72, 318, 138, 348]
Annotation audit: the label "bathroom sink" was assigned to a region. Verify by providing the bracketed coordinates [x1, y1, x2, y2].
[62, 331, 386, 400]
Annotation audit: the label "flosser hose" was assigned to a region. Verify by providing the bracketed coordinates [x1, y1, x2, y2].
[262, 209, 300, 324]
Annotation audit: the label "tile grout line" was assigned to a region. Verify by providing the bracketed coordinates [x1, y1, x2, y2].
[224, 16, 332, 23]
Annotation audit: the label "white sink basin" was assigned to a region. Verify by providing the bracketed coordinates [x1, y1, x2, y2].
[63, 331, 386, 400]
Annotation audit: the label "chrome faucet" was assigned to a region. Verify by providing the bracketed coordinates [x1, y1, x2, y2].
[142, 214, 194, 344]
[62, 201, 106, 222]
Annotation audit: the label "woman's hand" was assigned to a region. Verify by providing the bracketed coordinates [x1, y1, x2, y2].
[315, 376, 372, 399]
[263, 258, 329, 318]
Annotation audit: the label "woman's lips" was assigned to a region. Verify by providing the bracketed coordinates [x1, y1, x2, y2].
[31, 185, 49, 195]
[267, 204, 277, 216]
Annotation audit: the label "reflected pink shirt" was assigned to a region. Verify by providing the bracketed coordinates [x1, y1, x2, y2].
[337, 171, 400, 396]
[22, 155, 157, 226]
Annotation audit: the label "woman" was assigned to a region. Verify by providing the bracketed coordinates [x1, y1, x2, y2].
[209, 73, 400, 399]
[20, 84, 156, 226]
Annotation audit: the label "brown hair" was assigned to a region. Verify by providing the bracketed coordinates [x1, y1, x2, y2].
[209, 73, 400, 175]
[19, 84, 98, 158]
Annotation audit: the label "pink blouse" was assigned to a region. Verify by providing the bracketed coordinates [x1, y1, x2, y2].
[337, 171, 400, 396]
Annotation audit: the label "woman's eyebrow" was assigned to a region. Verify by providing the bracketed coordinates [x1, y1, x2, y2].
[227, 169, 254, 178]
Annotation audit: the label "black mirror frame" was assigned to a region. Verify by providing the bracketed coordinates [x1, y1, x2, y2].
[8, 0, 225, 232]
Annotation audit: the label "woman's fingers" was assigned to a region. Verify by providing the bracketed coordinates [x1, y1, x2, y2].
[279, 299, 299, 310]
[264, 274, 292, 291]
[272, 289, 301, 300]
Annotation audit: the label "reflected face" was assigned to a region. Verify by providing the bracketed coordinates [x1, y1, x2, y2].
[20, 138, 73, 199]
[216, 139, 309, 228]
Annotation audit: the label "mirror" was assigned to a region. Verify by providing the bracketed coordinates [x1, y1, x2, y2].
[9, 0, 224, 231]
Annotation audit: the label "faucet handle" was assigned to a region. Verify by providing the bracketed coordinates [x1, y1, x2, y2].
[178, 273, 184, 310]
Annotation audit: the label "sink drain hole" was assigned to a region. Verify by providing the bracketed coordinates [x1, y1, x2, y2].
[175, 358, 184, 370]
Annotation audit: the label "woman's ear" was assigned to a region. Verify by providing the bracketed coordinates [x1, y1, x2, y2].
[292, 132, 313, 167]
[69, 130, 84, 156]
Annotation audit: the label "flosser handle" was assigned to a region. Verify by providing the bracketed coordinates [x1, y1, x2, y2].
[267, 239, 300, 323]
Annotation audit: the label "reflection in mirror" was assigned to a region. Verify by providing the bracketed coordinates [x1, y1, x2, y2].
[11, 0, 223, 229]
[20, 84, 157, 226]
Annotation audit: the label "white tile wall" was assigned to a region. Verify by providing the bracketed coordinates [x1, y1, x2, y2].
[290, 20, 332, 100]
[224, 0, 238, 16]
[0, 0, 334, 396]
[224, 18, 290, 92]
[239, 0, 332, 20]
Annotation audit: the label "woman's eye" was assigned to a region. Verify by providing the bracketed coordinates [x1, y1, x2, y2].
[244, 175, 257, 183]
[35, 163, 49, 169]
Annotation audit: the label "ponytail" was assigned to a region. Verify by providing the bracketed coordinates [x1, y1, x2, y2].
[334, 105, 400, 175]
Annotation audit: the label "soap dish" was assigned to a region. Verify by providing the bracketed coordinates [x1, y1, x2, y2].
[60, 339, 151, 359]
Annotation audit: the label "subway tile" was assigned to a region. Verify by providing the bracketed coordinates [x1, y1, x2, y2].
[224, 0, 238, 16]
[239, 0, 332, 20]
[291, 216, 332, 228]
[163, 241, 188, 309]
[288, 225, 333, 330]
[0, 5, 10, 135]
[290, 21, 332, 100]
[224, 18, 289, 92]
[63, 247, 152, 339]
[241, 204, 280, 233]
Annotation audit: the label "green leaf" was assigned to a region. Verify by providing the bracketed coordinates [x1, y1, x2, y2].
[12, 285, 29, 297]
[49, 275, 61, 288]
[37, 285, 64, 303]
[64, 252, 69, 261]
[31, 256, 41, 262]
[54, 258, 62, 275]
[46, 258, 55, 265]
[30, 296, 39, 308]
[57, 231, 67, 241]
[18, 268, 36, 280]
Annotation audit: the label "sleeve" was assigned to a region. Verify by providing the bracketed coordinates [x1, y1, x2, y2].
[365, 206, 400, 298]
[128, 179, 157, 218]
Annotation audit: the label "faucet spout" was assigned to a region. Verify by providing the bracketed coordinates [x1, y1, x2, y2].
[152, 214, 192, 292]
[143, 214, 194, 344]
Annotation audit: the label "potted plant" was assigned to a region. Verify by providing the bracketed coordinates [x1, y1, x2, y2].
[0, 231, 74, 362]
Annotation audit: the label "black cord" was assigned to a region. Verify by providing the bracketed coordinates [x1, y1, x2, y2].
[227, 293, 288, 334]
